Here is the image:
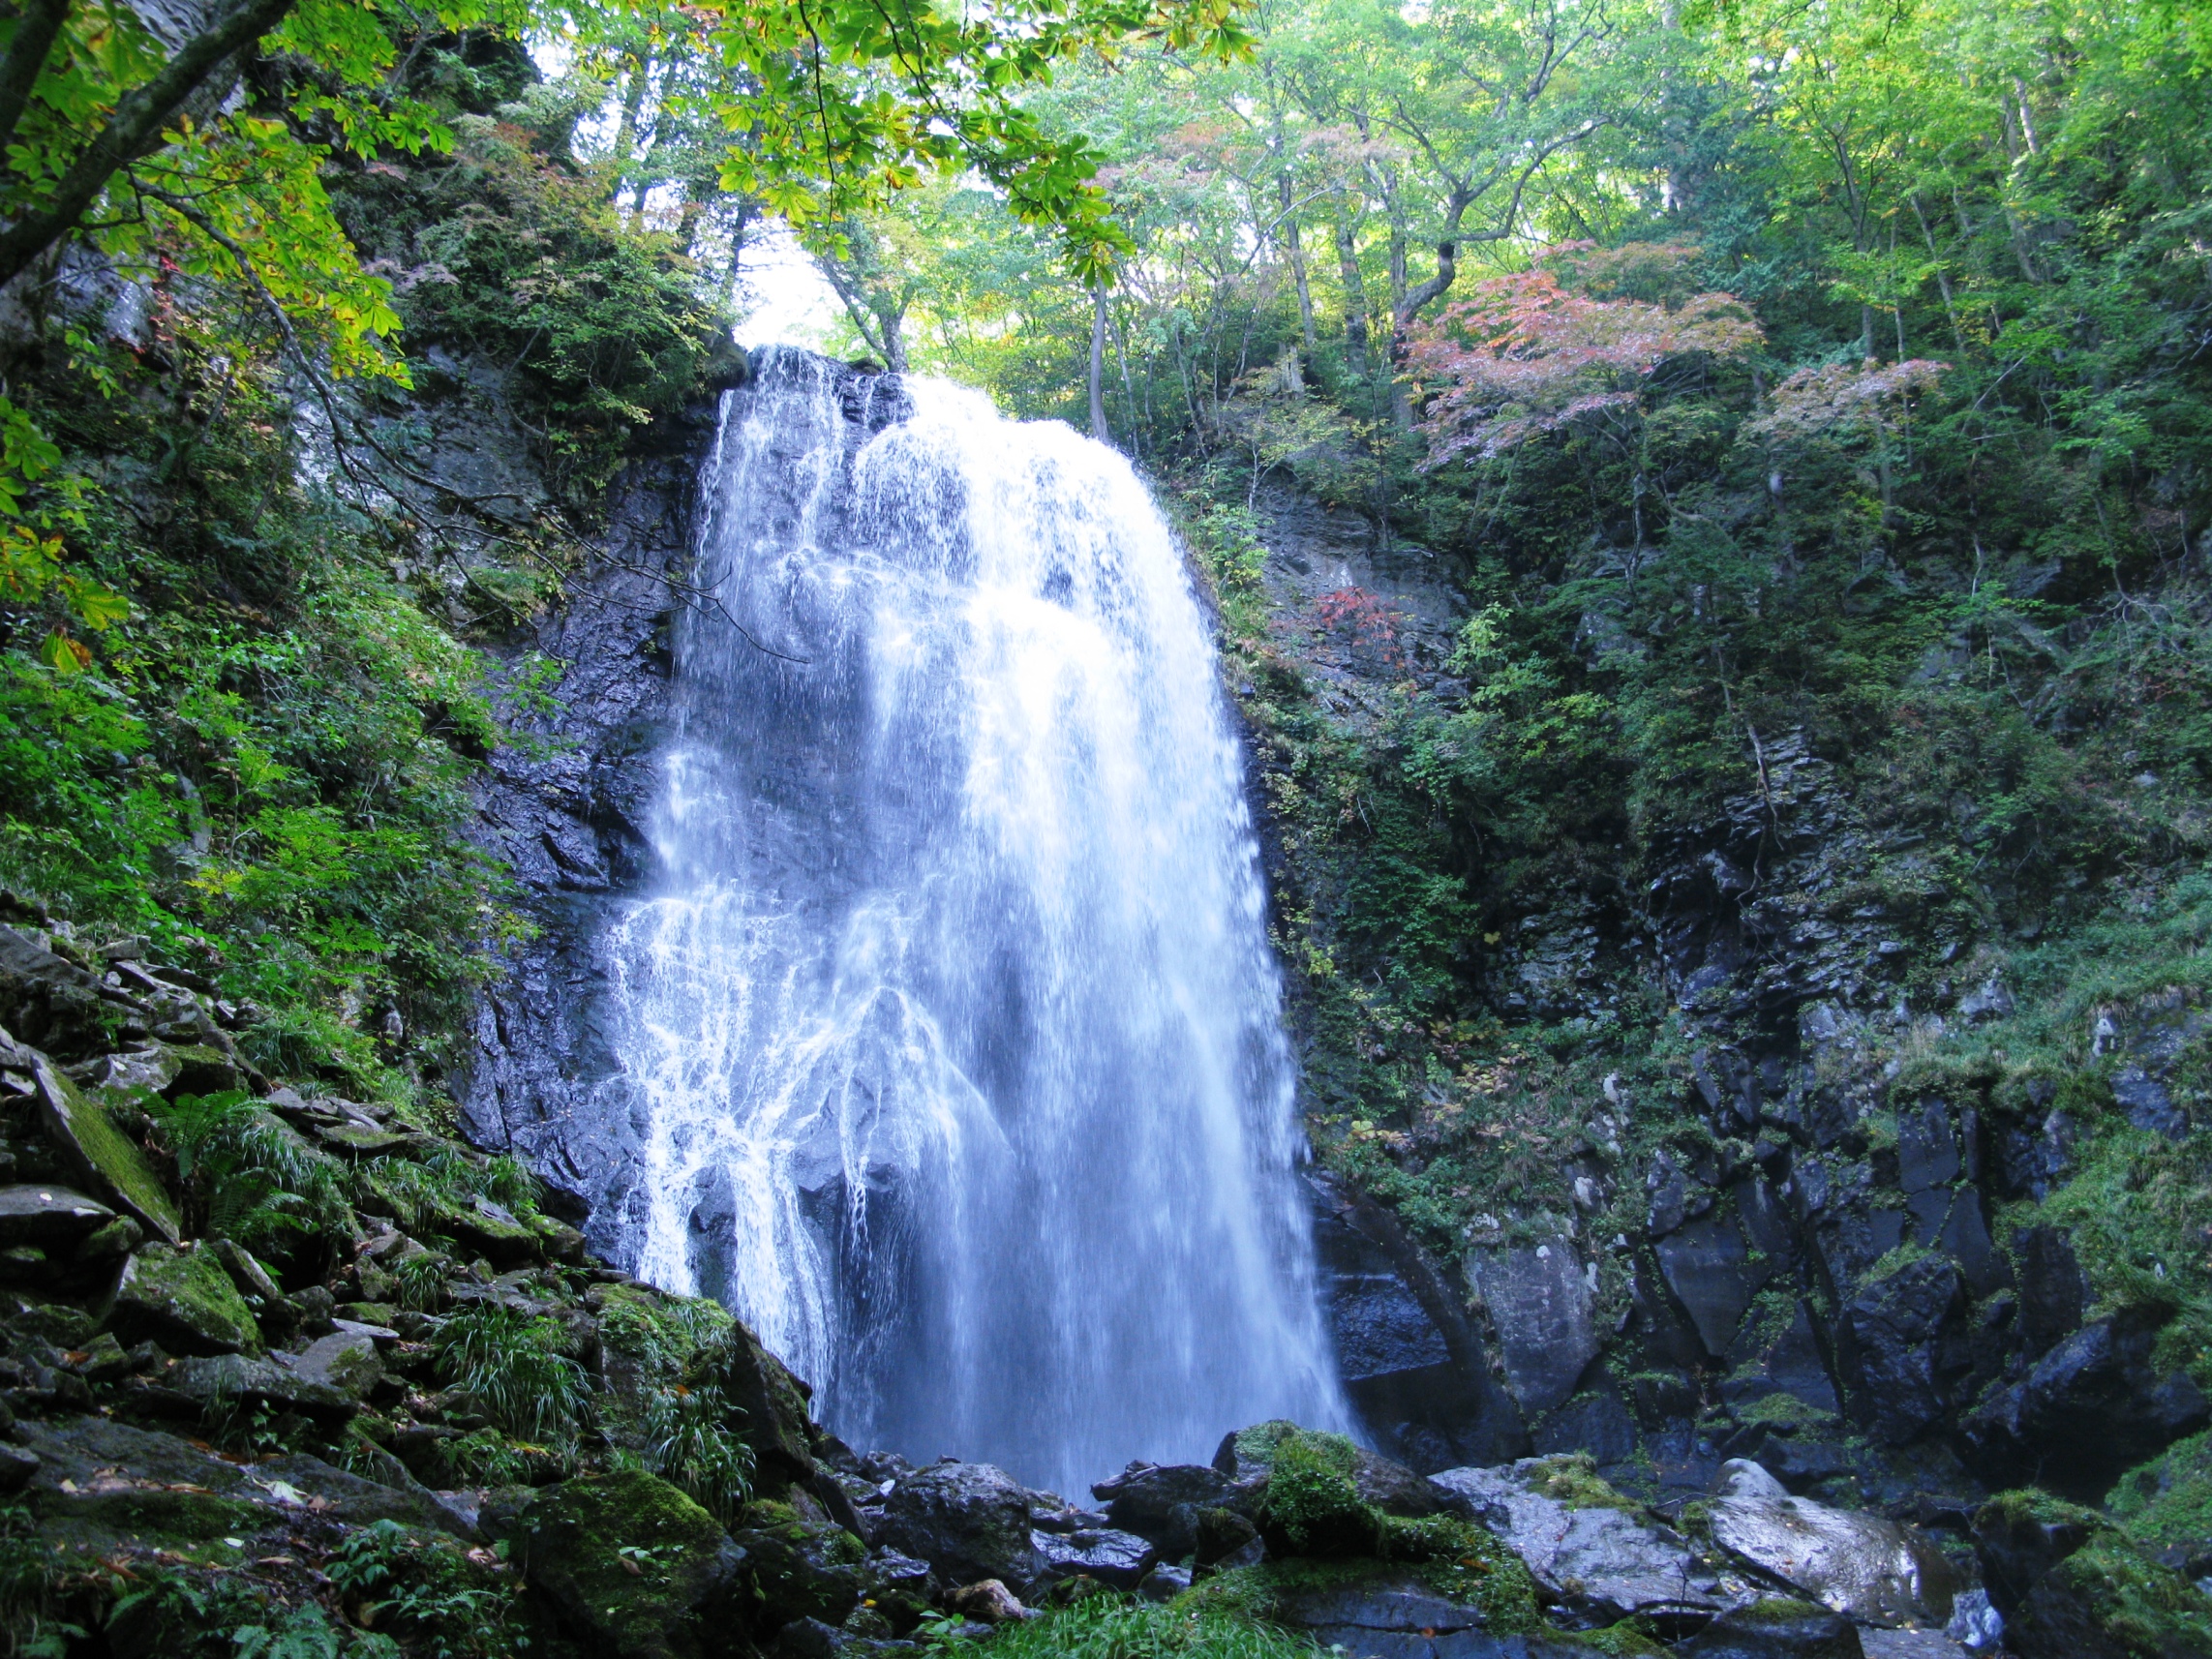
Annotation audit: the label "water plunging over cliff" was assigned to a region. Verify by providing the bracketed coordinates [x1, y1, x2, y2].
[606, 349, 1343, 1492]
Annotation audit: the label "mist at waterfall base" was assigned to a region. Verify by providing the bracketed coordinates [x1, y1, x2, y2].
[605, 350, 1344, 1494]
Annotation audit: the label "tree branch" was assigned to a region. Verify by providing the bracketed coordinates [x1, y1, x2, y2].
[0, 0, 72, 157]
[0, 0, 297, 292]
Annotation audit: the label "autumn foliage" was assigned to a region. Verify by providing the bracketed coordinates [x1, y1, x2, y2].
[1406, 245, 1764, 464]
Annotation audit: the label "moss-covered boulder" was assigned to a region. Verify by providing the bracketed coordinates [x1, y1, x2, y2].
[107, 1242, 260, 1355]
[1978, 1488, 2212, 1659]
[727, 1503, 870, 1632]
[32, 1055, 180, 1243]
[518, 1468, 747, 1659]
[877, 1460, 1040, 1593]
[1253, 1430, 1383, 1558]
[1218, 1419, 1439, 1517]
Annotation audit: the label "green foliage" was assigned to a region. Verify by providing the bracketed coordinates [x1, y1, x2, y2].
[327, 1520, 521, 1659]
[150, 1092, 352, 1252]
[432, 1305, 591, 1451]
[938, 1593, 1323, 1659]
[1255, 1432, 1377, 1559]
[641, 1383, 754, 1526]
[2111, 1432, 2212, 1560]
[1375, 1516, 1541, 1632]
[389, 1252, 453, 1314]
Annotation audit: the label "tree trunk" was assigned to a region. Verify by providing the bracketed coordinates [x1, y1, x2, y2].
[1088, 284, 1110, 444]
[1279, 173, 1318, 355]
[1335, 216, 1371, 379]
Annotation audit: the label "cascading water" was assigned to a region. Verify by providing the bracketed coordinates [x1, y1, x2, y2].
[606, 348, 1344, 1493]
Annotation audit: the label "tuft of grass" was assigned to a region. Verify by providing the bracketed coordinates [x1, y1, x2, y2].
[432, 1305, 591, 1449]
[642, 1382, 754, 1525]
[150, 1091, 352, 1252]
[388, 1252, 451, 1313]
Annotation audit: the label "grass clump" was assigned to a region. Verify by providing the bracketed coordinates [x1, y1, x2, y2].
[642, 1381, 755, 1526]
[942, 1593, 1322, 1659]
[432, 1304, 591, 1450]
[150, 1091, 352, 1254]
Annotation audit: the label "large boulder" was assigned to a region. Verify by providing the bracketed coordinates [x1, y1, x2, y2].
[519, 1469, 748, 1659]
[0, 926, 112, 1058]
[107, 1243, 260, 1355]
[1707, 1461, 1953, 1628]
[726, 1507, 870, 1633]
[1091, 1461, 1259, 1556]
[1467, 1239, 1601, 1414]
[0, 1184, 113, 1250]
[1961, 1308, 2209, 1500]
[1432, 1456, 1728, 1625]
[1658, 1214, 1769, 1357]
[1031, 1524, 1155, 1587]
[1845, 1255, 1967, 1446]
[874, 1461, 1039, 1592]
[1228, 1563, 1580, 1657]
[1975, 1489, 2212, 1659]
[33, 1056, 180, 1243]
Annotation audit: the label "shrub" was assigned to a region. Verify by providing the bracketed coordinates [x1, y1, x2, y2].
[327, 1519, 520, 1659]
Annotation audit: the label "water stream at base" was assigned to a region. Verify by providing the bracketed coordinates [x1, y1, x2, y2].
[605, 349, 1344, 1493]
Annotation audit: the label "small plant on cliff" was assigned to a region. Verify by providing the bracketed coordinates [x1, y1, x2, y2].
[642, 1381, 755, 1525]
[433, 1306, 591, 1449]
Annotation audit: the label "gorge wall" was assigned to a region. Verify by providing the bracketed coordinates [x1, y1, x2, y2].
[468, 349, 2212, 1573]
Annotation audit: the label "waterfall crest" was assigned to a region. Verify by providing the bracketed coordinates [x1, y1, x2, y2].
[607, 349, 1343, 1492]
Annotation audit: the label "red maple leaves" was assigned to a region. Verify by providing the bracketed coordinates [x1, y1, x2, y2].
[1405, 244, 1765, 464]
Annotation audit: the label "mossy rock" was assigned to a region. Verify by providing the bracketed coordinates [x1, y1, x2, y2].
[32, 1055, 180, 1243]
[1186, 1557, 1549, 1651]
[107, 1243, 261, 1355]
[519, 1468, 747, 1659]
[726, 1513, 869, 1632]
[1256, 1433, 1380, 1558]
[1977, 1489, 2212, 1659]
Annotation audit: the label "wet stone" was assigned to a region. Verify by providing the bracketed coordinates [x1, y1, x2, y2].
[1708, 1461, 1954, 1628]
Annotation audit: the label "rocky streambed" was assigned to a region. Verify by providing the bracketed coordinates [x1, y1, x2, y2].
[2, 905, 2208, 1657]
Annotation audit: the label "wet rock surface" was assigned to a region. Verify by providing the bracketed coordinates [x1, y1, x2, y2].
[1431, 1457, 1728, 1624]
[1706, 1461, 1954, 1628]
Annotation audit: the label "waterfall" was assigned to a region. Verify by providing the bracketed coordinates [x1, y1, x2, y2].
[605, 348, 1344, 1493]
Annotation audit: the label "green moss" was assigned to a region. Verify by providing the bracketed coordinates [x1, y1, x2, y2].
[950, 1591, 1322, 1659]
[1230, 1421, 1358, 1476]
[33, 1058, 181, 1243]
[2040, 1538, 2212, 1657]
[1572, 1622, 1667, 1656]
[518, 1468, 735, 1652]
[2111, 1431, 2212, 1557]
[1522, 1454, 1643, 1515]
[1257, 1434, 1379, 1557]
[1378, 1514, 1542, 1632]
[1735, 1392, 1835, 1429]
